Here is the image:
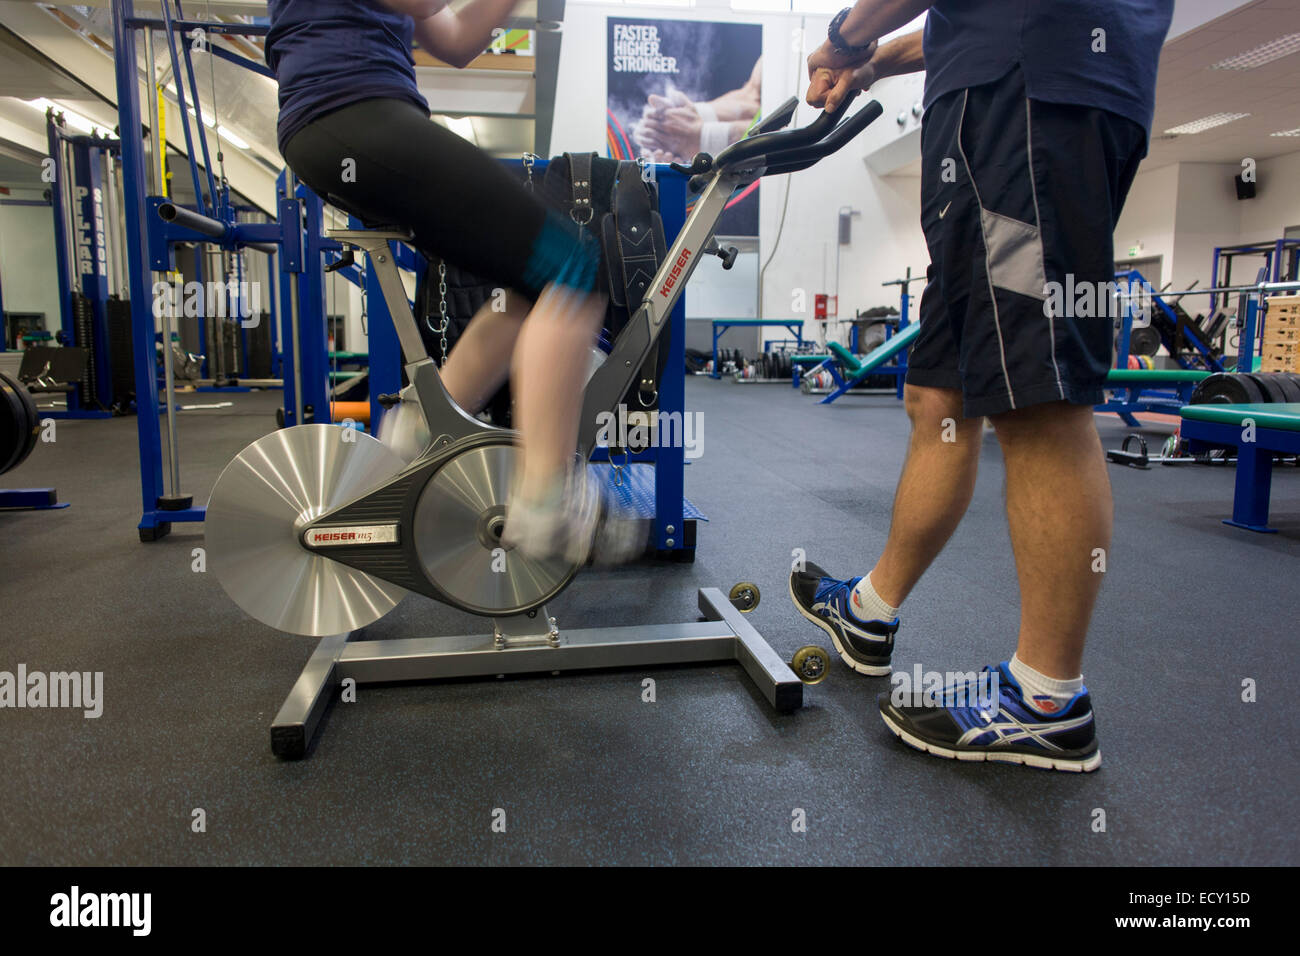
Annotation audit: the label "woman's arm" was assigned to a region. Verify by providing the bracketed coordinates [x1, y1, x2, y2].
[407, 0, 523, 70]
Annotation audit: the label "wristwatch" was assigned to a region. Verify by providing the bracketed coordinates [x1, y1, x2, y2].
[828, 7, 874, 57]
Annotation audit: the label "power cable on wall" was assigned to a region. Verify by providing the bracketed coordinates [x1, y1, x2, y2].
[757, 17, 807, 320]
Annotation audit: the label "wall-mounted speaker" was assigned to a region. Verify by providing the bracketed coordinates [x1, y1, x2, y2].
[1235, 174, 1256, 200]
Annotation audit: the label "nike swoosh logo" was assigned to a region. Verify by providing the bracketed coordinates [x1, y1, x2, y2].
[938, 201, 952, 219]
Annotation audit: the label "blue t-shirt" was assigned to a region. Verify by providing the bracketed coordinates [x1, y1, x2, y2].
[266, 0, 431, 153]
[922, 0, 1173, 134]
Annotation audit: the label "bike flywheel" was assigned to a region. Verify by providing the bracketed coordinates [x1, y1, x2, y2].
[412, 439, 580, 616]
[205, 424, 412, 636]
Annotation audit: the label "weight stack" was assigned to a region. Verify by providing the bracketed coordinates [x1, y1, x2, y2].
[71, 291, 96, 407]
[106, 297, 135, 408]
[222, 322, 239, 382]
[247, 312, 273, 379]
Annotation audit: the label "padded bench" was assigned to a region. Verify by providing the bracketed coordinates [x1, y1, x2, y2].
[1180, 402, 1300, 533]
[805, 323, 921, 402]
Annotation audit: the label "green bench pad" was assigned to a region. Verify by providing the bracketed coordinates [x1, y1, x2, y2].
[1106, 369, 1208, 383]
[1181, 403, 1300, 432]
[827, 324, 921, 376]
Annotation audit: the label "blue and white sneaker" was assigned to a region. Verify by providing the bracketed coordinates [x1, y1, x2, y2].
[789, 562, 898, 676]
[877, 662, 1102, 772]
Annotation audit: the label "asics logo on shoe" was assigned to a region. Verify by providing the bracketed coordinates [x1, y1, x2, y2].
[819, 602, 888, 645]
[959, 711, 1093, 751]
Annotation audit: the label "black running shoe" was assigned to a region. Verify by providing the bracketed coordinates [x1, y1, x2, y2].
[788, 562, 898, 675]
[877, 661, 1102, 772]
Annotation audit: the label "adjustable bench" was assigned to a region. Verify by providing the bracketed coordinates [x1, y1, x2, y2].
[803, 323, 921, 404]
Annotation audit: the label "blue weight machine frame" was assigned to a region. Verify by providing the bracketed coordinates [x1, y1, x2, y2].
[41, 115, 121, 419]
[112, 0, 299, 540]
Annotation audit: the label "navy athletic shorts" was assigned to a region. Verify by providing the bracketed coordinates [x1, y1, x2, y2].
[907, 66, 1147, 417]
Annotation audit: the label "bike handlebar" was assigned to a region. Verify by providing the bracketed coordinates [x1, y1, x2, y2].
[690, 92, 883, 191]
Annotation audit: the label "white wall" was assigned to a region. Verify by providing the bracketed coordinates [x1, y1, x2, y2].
[1114, 152, 1300, 296]
[1171, 162, 1243, 289]
[1239, 151, 1300, 246]
[0, 188, 60, 335]
[1114, 162, 1179, 282]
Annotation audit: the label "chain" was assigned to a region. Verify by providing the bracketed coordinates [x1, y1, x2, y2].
[522, 152, 538, 192]
[437, 260, 449, 365]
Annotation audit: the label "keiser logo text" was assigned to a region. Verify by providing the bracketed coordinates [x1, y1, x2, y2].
[659, 248, 692, 298]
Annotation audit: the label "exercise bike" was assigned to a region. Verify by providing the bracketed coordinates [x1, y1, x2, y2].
[204, 92, 883, 757]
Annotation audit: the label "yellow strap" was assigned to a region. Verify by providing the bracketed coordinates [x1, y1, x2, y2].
[156, 84, 170, 197]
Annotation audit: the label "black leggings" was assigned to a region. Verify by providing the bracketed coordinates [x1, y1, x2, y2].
[283, 97, 596, 300]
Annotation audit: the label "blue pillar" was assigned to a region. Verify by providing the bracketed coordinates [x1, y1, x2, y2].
[112, 0, 167, 534]
[653, 166, 687, 554]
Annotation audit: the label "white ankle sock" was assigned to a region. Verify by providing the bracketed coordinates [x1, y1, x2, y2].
[1008, 653, 1083, 715]
[850, 573, 898, 622]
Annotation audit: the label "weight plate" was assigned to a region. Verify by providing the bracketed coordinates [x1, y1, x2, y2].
[412, 439, 581, 617]
[1278, 373, 1300, 403]
[1129, 326, 1161, 357]
[1247, 372, 1288, 404]
[0, 371, 38, 476]
[1235, 372, 1268, 405]
[0, 372, 26, 476]
[729, 581, 760, 612]
[11, 372, 39, 468]
[205, 424, 412, 636]
[1190, 372, 1249, 405]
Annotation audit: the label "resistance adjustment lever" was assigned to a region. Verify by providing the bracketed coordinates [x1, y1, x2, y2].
[704, 239, 738, 270]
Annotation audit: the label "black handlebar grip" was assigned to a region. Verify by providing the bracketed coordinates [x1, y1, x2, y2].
[713, 89, 861, 170]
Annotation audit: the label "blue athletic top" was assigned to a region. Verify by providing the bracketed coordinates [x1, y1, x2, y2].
[922, 0, 1174, 134]
[266, 0, 430, 154]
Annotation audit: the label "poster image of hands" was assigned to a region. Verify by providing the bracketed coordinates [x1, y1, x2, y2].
[607, 17, 762, 238]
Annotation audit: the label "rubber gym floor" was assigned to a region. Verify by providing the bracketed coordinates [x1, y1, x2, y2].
[2, 379, 1296, 866]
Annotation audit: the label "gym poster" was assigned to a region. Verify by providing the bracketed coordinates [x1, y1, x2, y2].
[606, 17, 762, 237]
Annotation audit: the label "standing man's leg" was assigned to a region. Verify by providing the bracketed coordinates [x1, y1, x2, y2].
[868, 383, 983, 610]
[991, 401, 1112, 680]
[873, 70, 1146, 771]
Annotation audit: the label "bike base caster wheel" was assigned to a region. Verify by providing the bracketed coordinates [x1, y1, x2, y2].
[729, 581, 760, 612]
[790, 645, 831, 684]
